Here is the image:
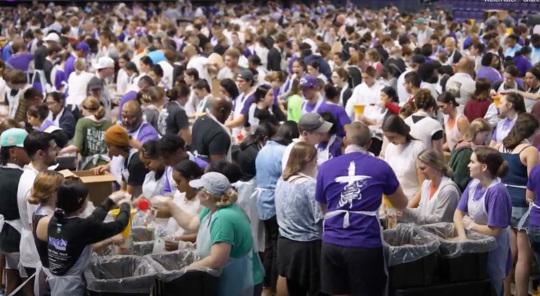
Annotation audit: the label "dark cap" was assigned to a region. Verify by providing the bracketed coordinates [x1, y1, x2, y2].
[298, 113, 333, 133]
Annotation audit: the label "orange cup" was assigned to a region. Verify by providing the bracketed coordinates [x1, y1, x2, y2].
[492, 94, 501, 107]
[354, 104, 365, 116]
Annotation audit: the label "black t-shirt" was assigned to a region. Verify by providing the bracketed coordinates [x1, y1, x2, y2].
[158, 101, 189, 136]
[0, 167, 22, 253]
[124, 151, 148, 187]
[233, 143, 259, 179]
[191, 115, 231, 159]
[47, 199, 130, 276]
[33, 213, 49, 268]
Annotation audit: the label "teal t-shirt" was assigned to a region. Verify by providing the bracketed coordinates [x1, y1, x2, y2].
[198, 205, 264, 284]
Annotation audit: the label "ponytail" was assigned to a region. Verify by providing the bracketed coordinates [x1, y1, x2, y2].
[215, 187, 238, 208]
[94, 105, 106, 120]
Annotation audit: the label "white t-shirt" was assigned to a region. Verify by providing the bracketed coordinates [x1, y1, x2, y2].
[66, 71, 94, 106]
[404, 112, 443, 150]
[17, 164, 40, 268]
[346, 81, 385, 122]
[445, 72, 476, 106]
[384, 139, 425, 198]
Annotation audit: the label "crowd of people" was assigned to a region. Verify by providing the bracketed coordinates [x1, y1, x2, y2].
[0, 0, 539, 295]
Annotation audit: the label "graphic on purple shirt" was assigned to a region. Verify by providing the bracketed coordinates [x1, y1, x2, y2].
[527, 165, 540, 227]
[315, 152, 399, 248]
[457, 181, 512, 228]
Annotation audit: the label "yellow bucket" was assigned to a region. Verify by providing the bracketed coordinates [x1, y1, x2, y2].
[109, 208, 137, 239]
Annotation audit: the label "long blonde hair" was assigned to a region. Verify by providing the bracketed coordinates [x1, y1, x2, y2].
[283, 142, 317, 181]
[215, 187, 238, 208]
[417, 149, 453, 178]
[28, 171, 64, 205]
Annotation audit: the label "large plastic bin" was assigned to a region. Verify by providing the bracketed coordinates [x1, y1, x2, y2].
[419, 223, 497, 282]
[146, 249, 220, 296]
[84, 255, 157, 296]
[383, 224, 440, 288]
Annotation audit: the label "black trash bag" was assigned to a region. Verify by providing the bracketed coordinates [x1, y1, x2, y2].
[84, 255, 157, 294]
[383, 223, 440, 266]
[419, 223, 497, 258]
[146, 249, 220, 296]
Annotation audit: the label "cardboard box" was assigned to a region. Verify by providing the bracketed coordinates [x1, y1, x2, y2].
[59, 170, 117, 204]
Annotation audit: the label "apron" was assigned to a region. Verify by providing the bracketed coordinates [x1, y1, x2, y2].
[419, 177, 460, 218]
[317, 134, 337, 165]
[235, 179, 266, 252]
[301, 96, 324, 115]
[121, 149, 139, 185]
[195, 212, 260, 296]
[47, 246, 92, 296]
[111, 123, 143, 185]
[206, 112, 232, 161]
[467, 179, 510, 296]
[0, 164, 24, 238]
[141, 170, 166, 198]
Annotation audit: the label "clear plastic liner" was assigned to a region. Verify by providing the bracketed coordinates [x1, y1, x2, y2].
[419, 222, 497, 258]
[383, 223, 441, 266]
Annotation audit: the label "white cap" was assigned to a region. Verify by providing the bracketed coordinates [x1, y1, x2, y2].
[43, 33, 60, 43]
[95, 57, 115, 70]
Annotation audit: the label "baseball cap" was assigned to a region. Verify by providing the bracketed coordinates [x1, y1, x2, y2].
[415, 17, 427, 25]
[299, 75, 318, 89]
[298, 113, 333, 133]
[238, 69, 254, 81]
[189, 172, 231, 196]
[95, 57, 115, 70]
[0, 128, 28, 148]
[43, 32, 60, 43]
[76, 41, 90, 53]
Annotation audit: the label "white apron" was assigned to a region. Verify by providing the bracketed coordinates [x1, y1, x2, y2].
[467, 179, 510, 296]
[141, 170, 166, 198]
[47, 246, 92, 296]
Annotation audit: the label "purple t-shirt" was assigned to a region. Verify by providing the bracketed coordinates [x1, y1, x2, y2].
[7, 53, 33, 72]
[318, 103, 351, 138]
[527, 165, 540, 227]
[315, 152, 399, 248]
[457, 181, 512, 228]
[64, 55, 76, 81]
[128, 122, 159, 144]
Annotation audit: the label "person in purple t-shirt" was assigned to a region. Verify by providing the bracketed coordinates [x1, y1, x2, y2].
[121, 100, 159, 149]
[316, 122, 408, 296]
[527, 164, 540, 283]
[454, 146, 512, 296]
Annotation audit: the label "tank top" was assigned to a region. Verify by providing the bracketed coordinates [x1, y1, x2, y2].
[444, 114, 464, 151]
[501, 145, 530, 208]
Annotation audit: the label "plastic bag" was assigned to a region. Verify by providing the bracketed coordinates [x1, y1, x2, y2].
[383, 223, 440, 266]
[146, 249, 221, 282]
[84, 255, 157, 294]
[419, 222, 497, 258]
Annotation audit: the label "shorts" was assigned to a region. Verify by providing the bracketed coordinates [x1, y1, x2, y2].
[321, 242, 386, 296]
[277, 237, 321, 295]
[511, 206, 529, 231]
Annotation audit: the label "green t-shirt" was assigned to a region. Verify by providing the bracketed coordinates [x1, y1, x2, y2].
[73, 118, 112, 168]
[287, 94, 303, 123]
[199, 204, 263, 284]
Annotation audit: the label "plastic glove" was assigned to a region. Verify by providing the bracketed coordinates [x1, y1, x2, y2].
[109, 191, 131, 204]
[462, 215, 475, 231]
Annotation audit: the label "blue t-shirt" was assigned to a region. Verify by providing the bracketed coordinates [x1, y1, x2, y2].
[315, 152, 399, 248]
[457, 181, 511, 228]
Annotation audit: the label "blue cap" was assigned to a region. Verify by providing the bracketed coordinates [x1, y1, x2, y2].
[0, 128, 28, 148]
[299, 75, 318, 89]
[76, 41, 90, 54]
